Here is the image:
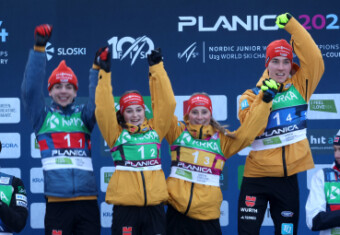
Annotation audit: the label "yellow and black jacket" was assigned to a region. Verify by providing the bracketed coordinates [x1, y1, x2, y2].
[166, 93, 271, 220]
[238, 17, 324, 178]
[95, 61, 176, 206]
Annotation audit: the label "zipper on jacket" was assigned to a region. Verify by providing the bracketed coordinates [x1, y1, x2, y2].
[305, 79, 309, 101]
[282, 146, 288, 177]
[140, 171, 147, 206]
[199, 126, 203, 139]
[184, 183, 195, 215]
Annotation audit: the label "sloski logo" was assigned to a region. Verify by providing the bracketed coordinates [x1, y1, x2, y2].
[45, 42, 55, 61]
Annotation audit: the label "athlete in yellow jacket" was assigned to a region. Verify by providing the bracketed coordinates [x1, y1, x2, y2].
[95, 48, 176, 234]
[237, 13, 324, 235]
[165, 87, 274, 234]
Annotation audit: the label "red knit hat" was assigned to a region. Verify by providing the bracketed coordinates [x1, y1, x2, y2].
[265, 39, 293, 67]
[119, 92, 145, 114]
[48, 60, 78, 91]
[184, 94, 212, 115]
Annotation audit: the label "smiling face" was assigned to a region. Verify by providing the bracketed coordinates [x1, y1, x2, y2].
[188, 106, 211, 126]
[123, 105, 145, 126]
[49, 82, 77, 107]
[267, 56, 292, 83]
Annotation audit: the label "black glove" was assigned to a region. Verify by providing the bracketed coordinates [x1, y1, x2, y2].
[147, 48, 163, 66]
[34, 24, 52, 47]
[95, 47, 111, 72]
[261, 78, 280, 103]
[93, 47, 106, 67]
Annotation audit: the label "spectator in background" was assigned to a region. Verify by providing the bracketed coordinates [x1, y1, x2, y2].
[237, 13, 324, 235]
[306, 130, 340, 235]
[21, 24, 100, 235]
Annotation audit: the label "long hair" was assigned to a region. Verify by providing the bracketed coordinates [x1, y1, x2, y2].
[116, 90, 143, 128]
[188, 92, 234, 138]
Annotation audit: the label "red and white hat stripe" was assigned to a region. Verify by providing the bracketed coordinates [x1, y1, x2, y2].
[185, 94, 212, 115]
[119, 93, 145, 114]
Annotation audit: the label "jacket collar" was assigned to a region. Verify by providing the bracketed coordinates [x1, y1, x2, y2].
[50, 100, 76, 113]
[125, 120, 151, 134]
[333, 162, 340, 174]
[184, 116, 216, 140]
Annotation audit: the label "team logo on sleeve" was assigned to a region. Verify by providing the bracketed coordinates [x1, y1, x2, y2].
[17, 186, 27, 195]
[16, 193, 28, 208]
[241, 99, 249, 110]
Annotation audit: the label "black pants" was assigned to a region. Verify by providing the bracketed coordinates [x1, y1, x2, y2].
[238, 175, 299, 235]
[166, 204, 222, 235]
[44, 200, 100, 235]
[111, 204, 166, 235]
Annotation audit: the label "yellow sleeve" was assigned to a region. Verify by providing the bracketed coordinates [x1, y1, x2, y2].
[95, 69, 121, 148]
[165, 115, 186, 145]
[238, 89, 257, 124]
[149, 61, 177, 141]
[221, 91, 271, 157]
[285, 17, 325, 101]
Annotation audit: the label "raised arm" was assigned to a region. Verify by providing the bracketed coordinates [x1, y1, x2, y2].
[95, 47, 121, 148]
[81, 58, 99, 131]
[148, 48, 176, 141]
[278, 13, 324, 101]
[21, 24, 52, 133]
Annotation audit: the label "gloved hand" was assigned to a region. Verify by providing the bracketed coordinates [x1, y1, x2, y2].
[147, 48, 163, 66]
[276, 13, 292, 29]
[261, 78, 280, 103]
[95, 47, 111, 72]
[93, 47, 106, 67]
[34, 24, 52, 47]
